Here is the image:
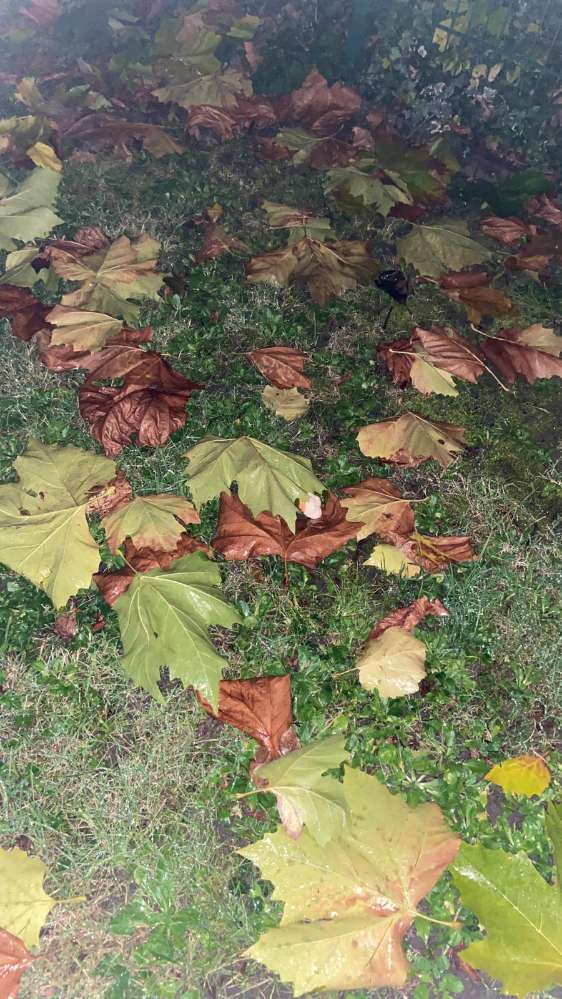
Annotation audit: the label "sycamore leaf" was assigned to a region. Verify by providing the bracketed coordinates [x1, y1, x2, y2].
[450, 843, 562, 998]
[0, 928, 35, 999]
[247, 345, 311, 390]
[341, 477, 415, 541]
[101, 494, 199, 553]
[357, 412, 466, 469]
[247, 236, 377, 305]
[113, 551, 242, 707]
[261, 385, 310, 420]
[365, 544, 421, 578]
[241, 767, 460, 995]
[398, 221, 491, 277]
[153, 67, 252, 110]
[480, 325, 562, 384]
[212, 492, 360, 569]
[195, 222, 249, 262]
[197, 675, 299, 764]
[0, 847, 58, 949]
[382, 530, 476, 573]
[375, 139, 452, 202]
[46, 304, 123, 352]
[49, 234, 163, 324]
[0, 439, 115, 608]
[356, 626, 426, 697]
[280, 70, 361, 134]
[443, 284, 515, 324]
[94, 534, 211, 606]
[0, 167, 62, 251]
[480, 216, 536, 245]
[27, 140, 62, 172]
[325, 163, 413, 217]
[409, 350, 459, 396]
[253, 736, 350, 844]
[0, 245, 52, 290]
[261, 201, 334, 243]
[63, 114, 184, 160]
[184, 436, 325, 531]
[369, 597, 448, 639]
[413, 327, 486, 384]
[0, 286, 49, 341]
[485, 756, 551, 797]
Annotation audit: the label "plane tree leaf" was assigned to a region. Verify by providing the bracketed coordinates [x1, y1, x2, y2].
[0, 286, 49, 341]
[49, 234, 163, 323]
[480, 216, 536, 245]
[378, 530, 476, 573]
[46, 304, 123, 352]
[261, 385, 310, 420]
[63, 113, 184, 160]
[357, 412, 467, 469]
[0, 167, 62, 251]
[398, 221, 491, 277]
[369, 597, 448, 639]
[184, 436, 325, 531]
[0, 438, 115, 608]
[0, 846, 58, 949]
[325, 161, 413, 217]
[380, 327, 486, 396]
[247, 236, 377, 305]
[0, 928, 35, 999]
[252, 736, 350, 844]
[94, 534, 211, 606]
[341, 477, 415, 540]
[261, 201, 334, 243]
[365, 544, 421, 578]
[241, 767, 460, 994]
[197, 675, 299, 765]
[247, 346, 311, 389]
[485, 756, 551, 797]
[450, 842, 562, 998]
[279, 69, 361, 134]
[479, 325, 562, 384]
[101, 494, 199, 553]
[113, 551, 242, 707]
[356, 626, 427, 698]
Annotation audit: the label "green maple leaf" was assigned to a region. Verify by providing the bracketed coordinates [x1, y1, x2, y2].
[184, 436, 325, 531]
[0, 846, 58, 950]
[240, 767, 460, 995]
[0, 167, 62, 251]
[101, 493, 199, 553]
[325, 162, 413, 216]
[451, 842, 562, 997]
[254, 736, 350, 844]
[0, 438, 115, 608]
[398, 220, 491, 277]
[153, 67, 251, 109]
[113, 552, 242, 707]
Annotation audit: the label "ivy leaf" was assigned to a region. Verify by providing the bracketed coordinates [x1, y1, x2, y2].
[484, 756, 551, 797]
[0, 927, 35, 999]
[113, 551, 242, 707]
[101, 494, 199, 553]
[184, 436, 325, 531]
[240, 767, 460, 995]
[398, 221, 491, 277]
[0, 439, 115, 608]
[0, 167, 62, 251]
[450, 842, 562, 998]
[0, 846, 58, 949]
[253, 736, 350, 844]
[357, 412, 467, 469]
[356, 626, 427, 698]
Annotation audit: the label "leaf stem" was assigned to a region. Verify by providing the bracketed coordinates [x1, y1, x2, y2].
[55, 895, 87, 906]
[414, 910, 461, 930]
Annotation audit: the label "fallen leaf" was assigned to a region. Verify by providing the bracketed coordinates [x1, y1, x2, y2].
[480, 216, 536, 244]
[45, 226, 110, 258]
[195, 222, 249, 262]
[101, 494, 199, 553]
[49, 234, 163, 324]
[247, 345, 311, 389]
[325, 162, 413, 217]
[0, 438, 115, 608]
[85, 470, 133, 518]
[153, 67, 252, 111]
[52, 608, 78, 640]
[443, 284, 514, 324]
[525, 194, 562, 227]
[485, 756, 551, 797]
[383, 530, 476, 573]
[479, 325, 562, 383]
[0, 929, 35, 999]
[113, 550, 242, 707]
[252, 735, 350, 844]
[357, 412, 467, 469]
[0, 847, 58, 949]
[380, 327, 486, 393]
[0, 286, 49, 341]
[261, 201, 334, 243]
[369, 597, 448, 639]
[364, 544, 421, 578]
[26, 140, 62, 172]
[341, 477, 415, 541]
[439, 270, 490, 289]
[63, 113, 184, 160]
[398, 221, 491, 277]
[37, 325, 152, 373]
[451, 842, 562, 998]
[0, 167, 62, 251]
[247, 236, 377, 305]
[356, 627, 427, 698]
[261, 385, 310, 420]
[279, 69, 361, 134]
[241, 767, 460, 994]
[184, 436, 325, 532]
[212, 492, 360, 569]
[46, 304, 123, 352]
[197, 675, 299, 763]
[94, 534, 211, 605]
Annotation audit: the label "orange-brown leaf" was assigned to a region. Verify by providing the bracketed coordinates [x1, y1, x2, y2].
[384, 530, 476, 573]
[195, 222, 249, 263]
[93, 534, 211, 605]
[247, 345, 311, 389]
[413, 326, 486, 383]
[0, 928, 35, 999]
[197, 675, 299, 763]
[443, 285, 514, 324]
[480, 216, 536, 245]
[279, 69, 361, 135]
[341, 477, 415, 540]
[0, 286, 49, 342]
[368, 597, 448, 640]
[479, 325, 562, 383]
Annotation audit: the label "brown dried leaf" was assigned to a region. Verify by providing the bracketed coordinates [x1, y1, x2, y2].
[93, 534, 211, 605]
[369, 597, 449, 640]
[195, 222, 249, 262]
[0, 286, 49, 341]
[45, 227, 110, 258]
[85, 470, 133, 518]
[63, 114, 184, 160]
[212, 492, 361, 569]
[52, 608, 78, 640]
[443, 284, 515, 324]
[479, 325, 562, 384]
[247, 236, 377, 305]
[525, 194, 562, 228]
[197, 675, 299, 763]
[412, 326, 486, 383]
[385, 530, 476, 573]
[36, 326, 152, 372]
[480, 216, 537, 245]
[357, 412, 467, 469]
[278, 69, 361, 135]
[247, 345, 311, 389]
[261, 386, 310, 421]
[341, 477, 415, 541]
[439, 270, 490, 290]
[0, 928, 36, 999]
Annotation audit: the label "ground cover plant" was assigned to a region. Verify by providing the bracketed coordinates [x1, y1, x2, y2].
[0, 1, 561, 997]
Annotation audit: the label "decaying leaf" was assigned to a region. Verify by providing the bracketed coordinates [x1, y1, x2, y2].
[485, 756, 551, 797]
[526, 194, 562, 228]
[356, 626, 427, 698]
[94, 533, 211, 605]
[261, 202, 334, 243]
[382, 530, 476, 573]
[101, 494, 199, 553]
[261, 385, 310, 420]
[247, 345, 311, 390]
[113, 551, 242, 707]
[184, 436, 325, 531]
[0, 438, 115, 608]
[0, 846, 58, 949]
[0, 928, 35, 999]
[380, 326, 486, 396]
[52, 608, 78, 640]
[341, 477, 415, 541]
[364, 544, 421, 578]
[479, 325, 562, 384]
[480, 216, 536, 245]
[369, 597, 448, 639]
[212, 491, 360, 568]
[195, 220, 249, 262]
[252, 735, 350, 844]
[241, 767, 460, 994]
[451, 843, 562, 998]
[247, 236, 377, 305]
[63, 113, 184, 160]
[27, 140, 62, 172]
[325, 161, 413, 217]
[278, 69, 361, 134]
[0, 167, 62, 251]
[398, 221, 491, 278]
[0, 285, 49, 341]
[357, 412, 467, 469]
[197, 675, 299, 764]
[46, 304, 123, 352]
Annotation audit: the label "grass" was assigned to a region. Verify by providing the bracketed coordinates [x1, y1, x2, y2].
[0, 138, 561, 999]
